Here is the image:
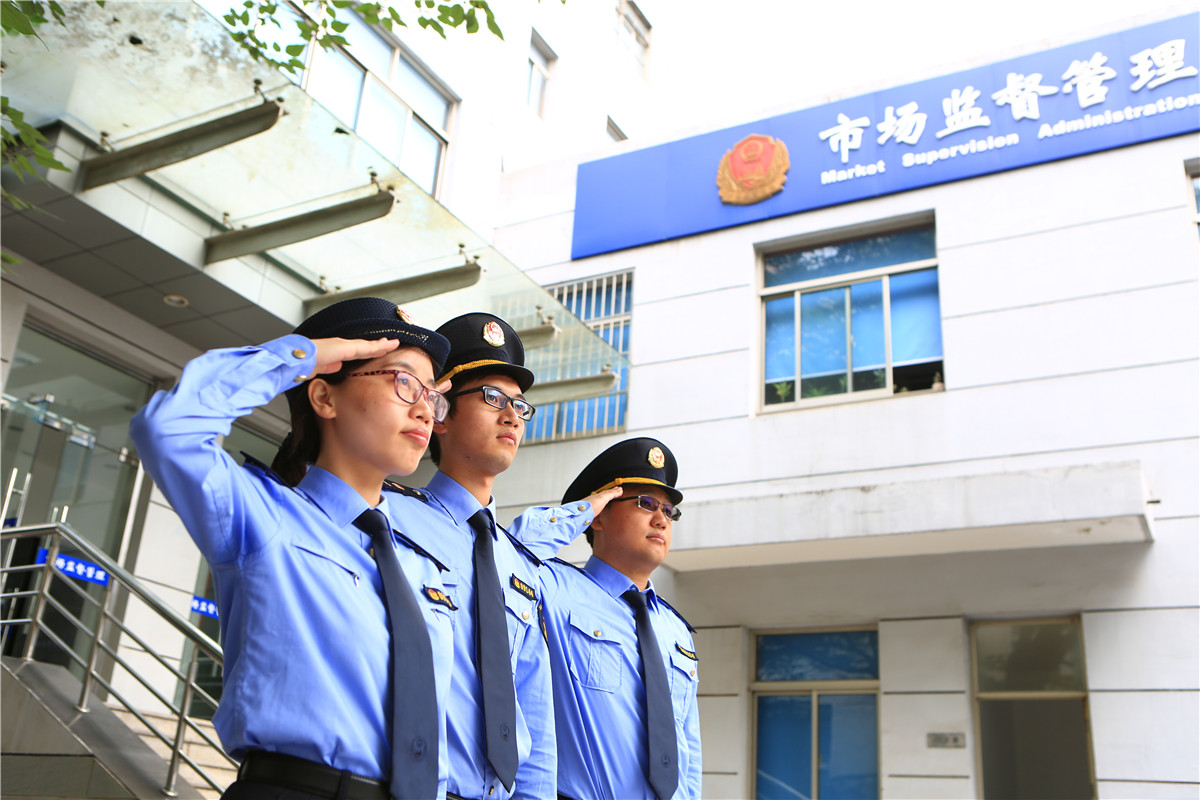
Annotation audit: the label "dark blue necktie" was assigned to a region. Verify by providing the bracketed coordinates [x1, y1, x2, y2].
[622, 588, 679, 800]
[354, 508, 439, 800]
[468, 509, 518, 790]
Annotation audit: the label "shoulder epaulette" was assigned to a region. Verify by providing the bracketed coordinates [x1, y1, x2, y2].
[240, 452, 287, 486]
[499, 525, 543, 567]
[657, 595, 695, 633]
[383, 480, 429, 501]
[550, 556, 587, 575]
[392, 529, 449, 572]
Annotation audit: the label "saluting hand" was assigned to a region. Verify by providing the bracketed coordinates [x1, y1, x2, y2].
[312, 337, 399, 376]
[580, 485, 624, 517]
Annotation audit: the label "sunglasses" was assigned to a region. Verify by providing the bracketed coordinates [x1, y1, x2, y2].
[613, 494, 682, 521]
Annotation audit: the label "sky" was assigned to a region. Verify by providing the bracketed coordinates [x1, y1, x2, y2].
[644, 0, 1196, 137]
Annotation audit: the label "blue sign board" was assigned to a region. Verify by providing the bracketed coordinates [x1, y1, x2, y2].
[191, 596, 219, 619]
[572, 14, 1199, 259]
[36, 548, 110, 586]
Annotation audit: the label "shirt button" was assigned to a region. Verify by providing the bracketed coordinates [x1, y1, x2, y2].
[488, 789, 494, 796]
[549, 516, 558, 523]
[691, 669, 696, 676]
[292, 348, 307, 359]
[293, 374, 308, 383]
[577, 504, 586, 511]
[522, 610, 530, 620]
[594, 629, 601, 637]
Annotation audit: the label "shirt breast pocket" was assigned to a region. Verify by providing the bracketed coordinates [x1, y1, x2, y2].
[566, 610, 623, 693]
[290, 543, 361, 587]
[503, 583, 536, 659]
[668, 645, 698, 722]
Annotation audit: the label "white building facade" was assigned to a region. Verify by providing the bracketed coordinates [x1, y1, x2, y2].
[484, 9, 1200, 800]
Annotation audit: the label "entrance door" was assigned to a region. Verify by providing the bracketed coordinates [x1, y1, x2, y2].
[1, 326, 153, 665]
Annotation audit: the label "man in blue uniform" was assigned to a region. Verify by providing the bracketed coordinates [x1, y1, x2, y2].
[526, 438, 703, 800]
[389, 313, 555, 800]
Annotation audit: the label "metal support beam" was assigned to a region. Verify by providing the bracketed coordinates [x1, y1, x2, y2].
[302, 262, 483, 316]
[206, 190, 396, 265]
[514, 321, 560, 350]
[525, 371, 619, 405]
[80, 100, 284, 190]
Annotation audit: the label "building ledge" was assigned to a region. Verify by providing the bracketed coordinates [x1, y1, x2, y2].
[667, 461, 1154, 571]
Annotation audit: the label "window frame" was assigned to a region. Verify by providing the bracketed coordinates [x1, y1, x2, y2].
[751, 626, 881, 800]
[615, 0, 651, 70]
[969, 617, 1097, 799]
[291, 3, 456, 196]
[758, 224, 944, 412]
[527, 30, 556, 117]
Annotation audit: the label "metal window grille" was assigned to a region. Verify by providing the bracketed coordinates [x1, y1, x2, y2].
[527, 271, 632, 443]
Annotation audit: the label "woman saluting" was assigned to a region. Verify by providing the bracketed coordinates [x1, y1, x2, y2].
[131, 298, 455, 800]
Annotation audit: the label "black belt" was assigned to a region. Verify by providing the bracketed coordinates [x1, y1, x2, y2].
[237, 751, 390, 800]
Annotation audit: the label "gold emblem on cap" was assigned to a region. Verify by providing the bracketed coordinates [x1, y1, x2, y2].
[648, 446, 665, 469]
[482, 321, 505, 348]
[396, 306, 413, 324]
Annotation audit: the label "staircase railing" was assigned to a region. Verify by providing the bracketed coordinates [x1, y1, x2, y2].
[0, 521, 234, 797]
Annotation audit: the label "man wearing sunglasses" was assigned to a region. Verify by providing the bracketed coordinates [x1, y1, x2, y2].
[517, 437, 702, 800]
[388, 311, 556, 800]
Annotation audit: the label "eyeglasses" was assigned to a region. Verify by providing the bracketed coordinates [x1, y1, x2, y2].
[345, 369, 450, 422]
[449, 385, 537, 421]
[613, 494, 682, 521]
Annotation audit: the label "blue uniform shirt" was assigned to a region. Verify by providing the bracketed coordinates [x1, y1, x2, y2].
[390, 472, 556, 800]
[537, 556, 702, 800]
[129, 335, 454, 795]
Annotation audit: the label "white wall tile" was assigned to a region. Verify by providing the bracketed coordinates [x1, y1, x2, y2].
[1084, 609, 1200, 691]
[880, 618, 969, 693]
[879, 693, 975, 778]
[1090, 690, 1200, 783]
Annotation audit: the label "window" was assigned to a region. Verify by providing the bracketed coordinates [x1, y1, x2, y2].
[527, 31, 555, 117]
[762, 224, 944, 407]
[616, 0, 650, 71]
[302, 10, 453, 196]
[606, 116, 627, 142]
[527, 271, 632, 443]
[754, 630, 879, 800]
[972, 619, 1094, 800]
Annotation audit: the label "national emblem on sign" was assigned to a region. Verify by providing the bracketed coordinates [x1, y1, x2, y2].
[716, 134, 790, 205]
[482, 321, 506, 347]
[647, 446, 666, 469]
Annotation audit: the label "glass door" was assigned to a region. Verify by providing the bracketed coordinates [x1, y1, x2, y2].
[1, 326, 153, 666]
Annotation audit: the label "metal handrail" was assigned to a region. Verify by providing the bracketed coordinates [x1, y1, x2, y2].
[0, 522, 234, 796]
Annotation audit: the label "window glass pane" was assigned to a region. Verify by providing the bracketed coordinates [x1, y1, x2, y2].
[764, 227, 936, 288]
[975, 621, 1086, 692]
[818, 694, 879, 800]
[890, 268, 943, 366]
[800, 287, 847, 398]
[980, 699, 1092, 799]
[342, 12, 393, 77]
[399, 119, 443, 195]
[756, 695, 812, 799]
[758, 631, 879, 681]
[357, 77, 408, 166]
[306, 46, 364, 126]
[393, 56, 450, 128]
[764, 295, 795, 405]
[1193, 175, 1200, 213]
[850, 280, 885, 392]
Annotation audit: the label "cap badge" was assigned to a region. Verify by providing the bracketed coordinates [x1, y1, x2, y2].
[647, 446, 666, 469]
[482, 321, 506, 348]
[395, 306, 413, 324]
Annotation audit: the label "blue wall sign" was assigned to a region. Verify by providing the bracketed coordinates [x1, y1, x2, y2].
[35, 548, 110, 586]
[191, 596, 219, 619]
[571, 14, 1199, 259]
